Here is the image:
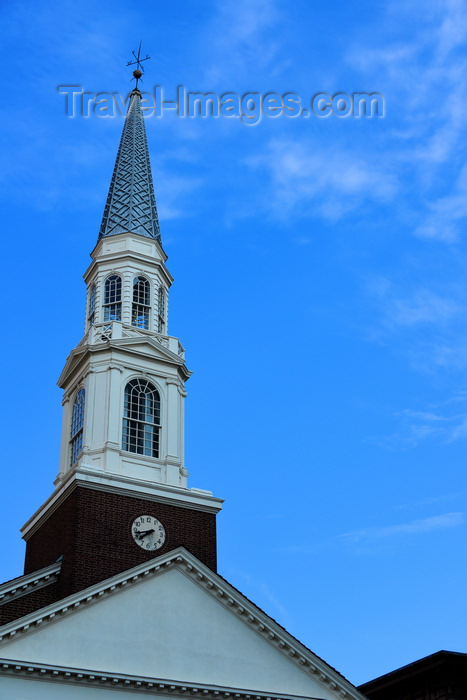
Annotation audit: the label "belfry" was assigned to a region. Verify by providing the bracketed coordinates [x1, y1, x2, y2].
[0, 54, 367, 700]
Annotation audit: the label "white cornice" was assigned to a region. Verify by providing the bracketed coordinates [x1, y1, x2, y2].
[21, 470, 223, 540]
[0, 549, 365, 700]
[57, 335, 190, 389]
[0, 658, 324, 699]
[85, 233, 171, 284]
[0, 562, 61, 606]
[89, 231, 168, 261]
[85, 251, 174, 287]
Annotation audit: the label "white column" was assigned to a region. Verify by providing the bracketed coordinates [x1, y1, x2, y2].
[179, 384, 188, 485]
[122, 271, 132, 326]
[89, 367, 108, 449]
[107, 364, 123, 447]
[56, 395, 71, 483]
[165, 378, 180, 462]
[165, 377, 182, 486]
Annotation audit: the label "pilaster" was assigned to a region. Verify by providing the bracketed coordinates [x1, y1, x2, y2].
[57, 395, 71, 481]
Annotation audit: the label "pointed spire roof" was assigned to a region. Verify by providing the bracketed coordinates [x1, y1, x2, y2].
[99, 88, 161, 242]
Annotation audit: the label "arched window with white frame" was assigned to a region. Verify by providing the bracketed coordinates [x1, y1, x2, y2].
[132, 276, 150, 329]
[103, 275, 122, 321]
[122, 379, 161, 458]
[70, 388, 85, 465]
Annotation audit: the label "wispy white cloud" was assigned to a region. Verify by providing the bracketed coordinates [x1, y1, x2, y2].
[155, 172, 204, 221]
[397, 409, 450, 422]
[202, 0, 284, 85]
[346, 0, 467, 241]
[392, 407, 460, 445]
[447, 416, 467, 441]
[368, 278, 462, 330]
[390, 290, 460, 327]
[362, 275, 467, 377]
[434, 0, 467, 59]
[414, 166, 467, 242]
[393, 492, 467, 510]
[340, 512, 464, 545]
[294, 236, 312, 246]
[222, 0, 467, 238]
[225, 567, 291, 625]
[369, 394, 467, 449]
[245, 139, 398, 222]
[278, 510, 465, 556]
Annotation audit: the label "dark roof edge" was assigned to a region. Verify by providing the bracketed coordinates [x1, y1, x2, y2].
[358, 650, 467, 692]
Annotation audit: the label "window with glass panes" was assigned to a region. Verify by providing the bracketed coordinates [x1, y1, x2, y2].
[122, 379, 160, 458]
[132, 276, 150, 329]
[103, 275, 122, 321]
[70, 388, 85, 465]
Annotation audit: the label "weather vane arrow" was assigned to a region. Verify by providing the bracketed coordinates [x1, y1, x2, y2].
[127, 41, 150, 88]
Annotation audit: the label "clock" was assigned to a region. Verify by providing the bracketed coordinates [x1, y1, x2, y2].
[131, 515, 166, 551]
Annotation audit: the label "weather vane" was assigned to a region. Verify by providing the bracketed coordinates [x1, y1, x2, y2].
[127, 41, 150, 89]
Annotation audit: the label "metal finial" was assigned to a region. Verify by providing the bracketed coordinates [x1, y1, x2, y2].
[127, 40, 150, 89]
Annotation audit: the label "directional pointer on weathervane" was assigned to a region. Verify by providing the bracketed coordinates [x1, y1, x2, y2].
[127, 40, 150, 88]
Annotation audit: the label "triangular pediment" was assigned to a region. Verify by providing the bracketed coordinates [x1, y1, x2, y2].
[0, 550, 362, 700]
[114, 334, 186, 362]
[59, 334, 190, 387]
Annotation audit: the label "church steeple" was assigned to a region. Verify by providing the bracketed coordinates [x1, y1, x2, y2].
[98, 88, 161, 241]
[18, 52, 222, 598]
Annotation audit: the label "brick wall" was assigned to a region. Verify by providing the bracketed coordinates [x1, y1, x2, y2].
[0, 582, 60, 626]
[24, 486, 217, 601]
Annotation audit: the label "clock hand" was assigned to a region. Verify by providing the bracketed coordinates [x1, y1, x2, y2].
[137, 528, 155, 540]
[134, 528, 155, 536]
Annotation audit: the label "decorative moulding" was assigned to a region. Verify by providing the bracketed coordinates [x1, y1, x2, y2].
[22, 469, 223, 539]
[0, 658, 321, 699]
[0, 562, 61, 606]
[0, 548, 362, 700]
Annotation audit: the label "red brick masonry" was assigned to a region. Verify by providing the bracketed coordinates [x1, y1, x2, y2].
[20, 485, 217, 603]
[0, 582, 60, 626]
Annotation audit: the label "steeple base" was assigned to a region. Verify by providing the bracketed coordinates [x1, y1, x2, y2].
[21, 475, 222, 601]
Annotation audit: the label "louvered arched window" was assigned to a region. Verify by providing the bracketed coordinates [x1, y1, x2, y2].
[70, 388, 85, 465]
[157, 286, 165, 334]
[122, 379, 161, 458]
[132, 276, 150, 329]
[103, 275, 122, 321]
[88, 284, 97, 324]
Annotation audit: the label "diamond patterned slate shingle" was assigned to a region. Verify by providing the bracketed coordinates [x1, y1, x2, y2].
[99, 89, 161, 242]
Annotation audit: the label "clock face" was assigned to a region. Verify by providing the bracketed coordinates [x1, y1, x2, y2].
[131, 515, 166, 551]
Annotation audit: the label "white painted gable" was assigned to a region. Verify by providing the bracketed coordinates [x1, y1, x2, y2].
[0, 551, 362, 700]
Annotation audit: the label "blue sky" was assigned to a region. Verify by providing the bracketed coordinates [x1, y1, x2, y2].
[1, 0, 466, 686]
